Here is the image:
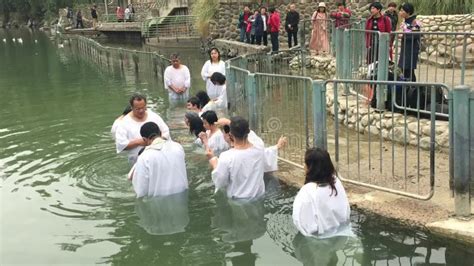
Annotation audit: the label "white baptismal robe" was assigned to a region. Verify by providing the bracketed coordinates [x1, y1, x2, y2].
[132, 138, 188, 198]
[205, 130, 230, 157]
[292, 178, 351, 237]
[115, 110, 170, 164]
[211, 146, 265, 199]
[201, 60, 226, 96]
[248, 130, 279, 172]
[164, 65, 191, 100]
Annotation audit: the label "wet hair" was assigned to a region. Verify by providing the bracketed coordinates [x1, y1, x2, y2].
[230, 116, 250, 140]
[138, 147, 145, 156]
[223, 125, 230, 134]
[187, 96, 200, 108]
[129, 93, 147, 107]
[140, 122, 161, 139]
[210, 72, 226, 85]
[388, 2, 397, 8]
[122, 105, 132, 115]
[185, 112, 205, 137]
[170, 53, 180, 61]
[209, 47, 221, 62]
[369, 2, 383, 11]
[195, 91, 210, 108]
[201, 110, 218, 125]
[400, 3, 414, 15]
[304, 148, 338, 196]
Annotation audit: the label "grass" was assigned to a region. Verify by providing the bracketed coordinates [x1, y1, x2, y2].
[190, 0, 219, 37]
[396, 0, 473, 15]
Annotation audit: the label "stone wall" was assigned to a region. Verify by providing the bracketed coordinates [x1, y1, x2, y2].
[212, 39, 270, 57]
[325, 84, 450, 151]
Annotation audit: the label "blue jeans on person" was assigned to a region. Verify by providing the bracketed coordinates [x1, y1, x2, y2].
[240, 27, 246, 42]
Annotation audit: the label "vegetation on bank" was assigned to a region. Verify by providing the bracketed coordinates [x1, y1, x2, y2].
[396, 0, 473, 15]
[0, 0, 92, 25]
[190, 0, 219, 37]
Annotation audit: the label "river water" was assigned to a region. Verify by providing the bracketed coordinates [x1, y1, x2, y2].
[1, 29, 473, 265]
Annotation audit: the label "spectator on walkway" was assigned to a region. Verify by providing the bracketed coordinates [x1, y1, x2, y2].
[238, 6, 251, 43]
[285, 4, 300, 48]
[248, 10, 260, 44]
[130, 4, 136, 21]
[385, 2, 398, 32]
[398, 3, 421, 81]
[330, 2, 351, 29]
[76, 10, 84, 29]
[268, 6, 281, 53]
[292, 148, 351, 237]
[201, 48, 225, 96]
[91, 5, 98, 29]
[66, 7, 74, 26]
[116, 6, 125, 22]
[309, 2, 329, 56]
[125, 5, 131, 22]
[259, 7, 269, 46]
[365, 2, 392, 64]
[164, 54, 191, 101]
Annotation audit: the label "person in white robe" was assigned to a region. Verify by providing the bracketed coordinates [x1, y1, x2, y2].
[132, 122, 188, 198]
[217, 118, 287, 172]
[198, 110, 229, 157]
[207, 116, 265, 199]
[110, 105, 132, 139]
[184, 112, 206, 146]
[201, 48, 226, 96]
[292, 148, 351, 237]
[209, 72, 228, 109]
[164, 54, 191, 101]
[115, 94, 170, 165]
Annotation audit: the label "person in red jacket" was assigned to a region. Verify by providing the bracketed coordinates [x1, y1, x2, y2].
[365, 2, 392, 64]
[330, 2, 351, 29]
[268, 6, 281, 52]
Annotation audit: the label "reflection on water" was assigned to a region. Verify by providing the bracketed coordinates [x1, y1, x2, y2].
[1, 29, 473, 265]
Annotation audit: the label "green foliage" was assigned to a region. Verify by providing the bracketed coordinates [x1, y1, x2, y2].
[396, 0, 473, 15]
[0, 0, 94, 22]
[190, 0, 219, 37]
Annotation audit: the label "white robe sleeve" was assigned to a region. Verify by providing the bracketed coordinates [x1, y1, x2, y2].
[132, 156, 150, 198]
[263, 145, 279, 172]
[154, 114, 170, 140]
[164, 67, 172, 89]
[214, 85, 227, 109]
[292, 193, 319, 237]
[115, 123, 130, 153]
[211, 154, 231, 190]
[184, 66, 191, 89]
[219, 61, 226, 76]
[201, 61, 210, 81]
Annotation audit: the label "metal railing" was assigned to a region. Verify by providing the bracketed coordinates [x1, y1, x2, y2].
[141, 15, 198, 39]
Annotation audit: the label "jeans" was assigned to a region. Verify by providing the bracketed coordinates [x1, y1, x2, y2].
[239, 27, 246, 42]
[287, 29, 298, 48]
[270, 32, 279, 52]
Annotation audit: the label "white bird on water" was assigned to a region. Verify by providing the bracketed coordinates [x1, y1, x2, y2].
[2, 38, 6, 43]
[58, 43, 64, 48]
[17, 38, 23, 44]
[34, 39, 38, 44]
[12, 38, 16, 43]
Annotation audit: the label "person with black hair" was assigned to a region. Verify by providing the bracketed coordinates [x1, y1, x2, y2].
[207, 116, 265, 199]
[365, 2, 392, 63]
[199, 111, 229, 156]
[398, 3, 421, 82]
[115, 93, 170, 164]
[209, 72, 227, 109]
[186, 96, 201, 113]
[164, 54, 191, 101]
[184, 112, 205, 142]
[285, 4, 300, 48]
[195, 90, 217, 115]
[131, 122, 188, 198]
[201, 48, 225, 96]
[268, 6, 281, 52]
[330, 2, 351, 29]
[292, 148, 350, 237]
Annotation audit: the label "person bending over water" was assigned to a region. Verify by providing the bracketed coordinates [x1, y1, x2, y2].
[132, 122, 188, 198]
[186, 96, 201, 113]
[184, 112, 206, 145]
[115, 93, 170, 165]
[199, 111, 229, 157]
[207, 116, 265, 199]
[292, 148, 351, 237]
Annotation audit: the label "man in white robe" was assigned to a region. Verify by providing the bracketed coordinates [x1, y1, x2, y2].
[115, 94, 170, 164]
[132, 122, 188, 198]
[164, 54, 191, 101]
[207, 117, 265, 199]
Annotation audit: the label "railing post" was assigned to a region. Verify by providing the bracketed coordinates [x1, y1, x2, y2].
[451, 85, 471, 218]
[376, 32, 389, 110]
[342, 29, 352, 80]
[330, 21, 336, 56]
[312, 80, 327, 150]
[335, 28, 344, 79]
[226, 62, 234, 111]
[247, 73, 257, 130]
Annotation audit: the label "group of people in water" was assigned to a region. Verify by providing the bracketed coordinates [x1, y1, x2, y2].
[110, 47, 351, 238]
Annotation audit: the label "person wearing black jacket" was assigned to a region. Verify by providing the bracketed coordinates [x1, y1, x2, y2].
[285, 4, 300, 48]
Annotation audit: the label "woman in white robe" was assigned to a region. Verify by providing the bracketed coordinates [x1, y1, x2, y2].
[110, 105, 132, 139]
[199, 110, 229, 157]
[292, 148, 351, 237]
[201, 48, 226, 97]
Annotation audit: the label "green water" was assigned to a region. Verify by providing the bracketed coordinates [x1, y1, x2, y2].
[1, 29, 473, 265]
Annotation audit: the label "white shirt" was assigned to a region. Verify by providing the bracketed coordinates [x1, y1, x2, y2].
[201, 60, 226, 97]
[124, 8, 131, 19]
[164, 65, 191, 100]
[262, 15, 267, 32]
[206, 130, 230, 157]
[248, 130, 279, 172]
[211, 84, 227, 109]
[292, 178, 351, 237]
[110, 116, 123, 139]
[132, 138, 188, 197]
[115, 110, 170, 164]
[211, 146, 265, 199]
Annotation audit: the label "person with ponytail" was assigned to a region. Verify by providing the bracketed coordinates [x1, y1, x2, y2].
[292, 148, 351, 237]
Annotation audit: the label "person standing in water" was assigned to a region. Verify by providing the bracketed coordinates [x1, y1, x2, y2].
[201, 48, 225, 97]
[164, 54, 191, 101]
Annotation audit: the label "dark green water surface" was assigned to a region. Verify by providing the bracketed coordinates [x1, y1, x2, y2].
[1, 29, 473, 265]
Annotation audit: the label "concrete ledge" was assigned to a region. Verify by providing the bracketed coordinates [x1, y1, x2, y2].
[212, 39, 270, 58]
[427, 219, 474, 245]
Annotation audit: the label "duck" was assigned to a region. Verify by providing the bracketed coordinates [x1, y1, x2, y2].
[2, 38, 6, 43]
[12, 38, 16, 43]
[17, 38, 23, 44]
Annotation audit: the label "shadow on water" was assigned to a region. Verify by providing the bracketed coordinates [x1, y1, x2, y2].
[0, 29, 473, 265]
